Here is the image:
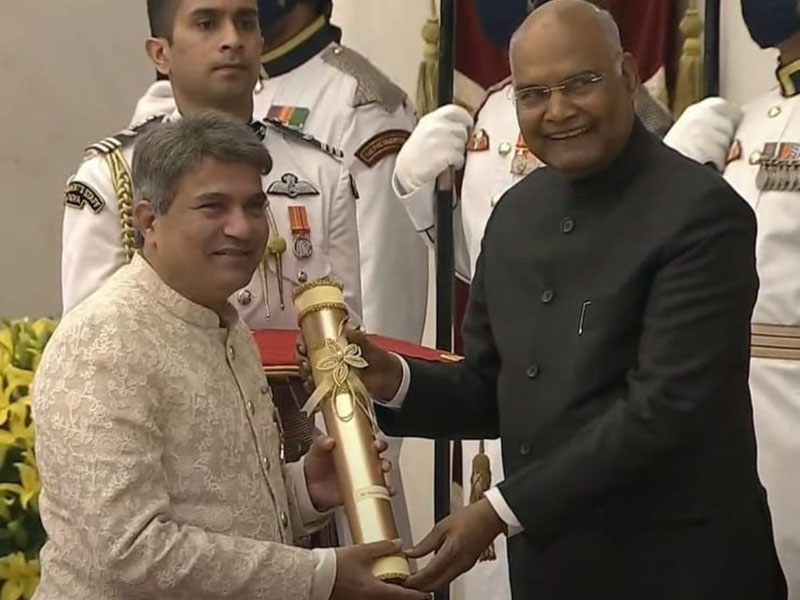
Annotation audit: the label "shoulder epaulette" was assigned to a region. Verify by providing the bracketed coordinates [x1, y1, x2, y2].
[475, 76, 514, 118]
[321, 45, 407, 112]
[264, 118, 344, 160]
[486, 76, 513, 97]
[83, 113, 167, 159]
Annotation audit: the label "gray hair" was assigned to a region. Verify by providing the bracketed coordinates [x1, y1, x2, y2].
[132, 110, 272, 214]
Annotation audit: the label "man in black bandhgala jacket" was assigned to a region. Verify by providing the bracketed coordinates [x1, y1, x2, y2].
[298, 0, 788, 598]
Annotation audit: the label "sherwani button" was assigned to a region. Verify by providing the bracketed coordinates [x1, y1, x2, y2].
[526, 364, 540, 379]
[519, 442, 531, 456]
[541, 289, 554, 304]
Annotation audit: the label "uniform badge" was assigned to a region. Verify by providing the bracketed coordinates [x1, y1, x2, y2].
[726, 139, 742, 165]
[266, 105, 310, 131]
[510, 133, 538, 176]
[355, 129, 410, 168]
[64, 181, 105, 213]
[466, 129, 490, 152]
[288, 206, 313, 259]
[267, 173, 319, 199]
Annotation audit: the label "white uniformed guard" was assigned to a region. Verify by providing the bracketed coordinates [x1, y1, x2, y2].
[62, 111, 361, 328]
[133, 1, 429, 344]
[664, 3, 800, 595]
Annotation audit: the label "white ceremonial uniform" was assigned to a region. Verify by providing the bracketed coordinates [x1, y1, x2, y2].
[713, 88, 800, 599]
[61, 109, 362, 329]
[252, 18, 428, 343]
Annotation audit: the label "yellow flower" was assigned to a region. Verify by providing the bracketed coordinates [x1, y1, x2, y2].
[2, 366, 33, 405]
[0, 327, 12, 356]
[29, 319, 56, 344]
[0, 460, 41, 511]
[0, 403, 34, 449]
[0, 552, 39, 600]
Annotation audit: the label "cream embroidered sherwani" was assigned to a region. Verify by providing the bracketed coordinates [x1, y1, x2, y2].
[33, 255, 335, 600]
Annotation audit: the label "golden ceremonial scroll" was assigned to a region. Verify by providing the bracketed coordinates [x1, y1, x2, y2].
[293, 278, 410, 582]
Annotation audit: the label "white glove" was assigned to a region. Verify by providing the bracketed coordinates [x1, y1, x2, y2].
[393, 104, 474, 196]
[663, 97, 744, 172]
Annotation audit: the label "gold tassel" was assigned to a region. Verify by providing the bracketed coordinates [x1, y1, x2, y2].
[470, 440, 496, 562]
[416, 0, 440, 117]
[672, 0, 704, 118]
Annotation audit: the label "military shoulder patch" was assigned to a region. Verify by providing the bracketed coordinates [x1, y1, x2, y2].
[321, 45, 407, 112]
[355, 129, 410, 168]
[64, 181, 105, 213]
[267, 173, 320, 198]
[264, 118, 344, 160]
[83, 113, 167, 159]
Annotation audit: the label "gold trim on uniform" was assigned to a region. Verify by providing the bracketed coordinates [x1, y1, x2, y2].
[777, 57, 800, 98]
[751, 323, 800, 361]
[260, 15, 327, 68]
[103, 149, 136, 262]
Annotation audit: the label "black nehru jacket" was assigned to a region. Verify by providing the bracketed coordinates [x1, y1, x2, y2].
[378, 120, 787, 599]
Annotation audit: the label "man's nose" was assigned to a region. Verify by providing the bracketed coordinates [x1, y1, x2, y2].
[219, 19, 245, 52]
[223, 207, 254, 238]
[544, 89, 579, 122]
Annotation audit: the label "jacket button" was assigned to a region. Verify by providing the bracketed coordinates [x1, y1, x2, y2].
[227, 346, 236, 361]
[541, 289, 554, 304]
[262, 455, 271, 471]
[519, 442, 531, 456]
[237, 289, 252, 305]
[560, 217, 575, 233]
[281, 511, 289, 528]
[525, 364, 540, 379]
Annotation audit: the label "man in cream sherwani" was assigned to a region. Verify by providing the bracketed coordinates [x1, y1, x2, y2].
[32, 111, 428, 600]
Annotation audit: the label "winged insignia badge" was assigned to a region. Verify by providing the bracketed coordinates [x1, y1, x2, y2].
[267, 173, 319, 198]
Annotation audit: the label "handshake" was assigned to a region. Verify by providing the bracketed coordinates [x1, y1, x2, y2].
[296, 327, 508, 600]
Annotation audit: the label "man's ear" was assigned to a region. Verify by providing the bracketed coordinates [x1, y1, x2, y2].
[133, 200, 158, 247]
[145, 37, 171, 77]
[621, 52, 640, 94]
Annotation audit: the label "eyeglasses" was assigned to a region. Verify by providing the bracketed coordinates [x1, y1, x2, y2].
[513, 72, 605, 110]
